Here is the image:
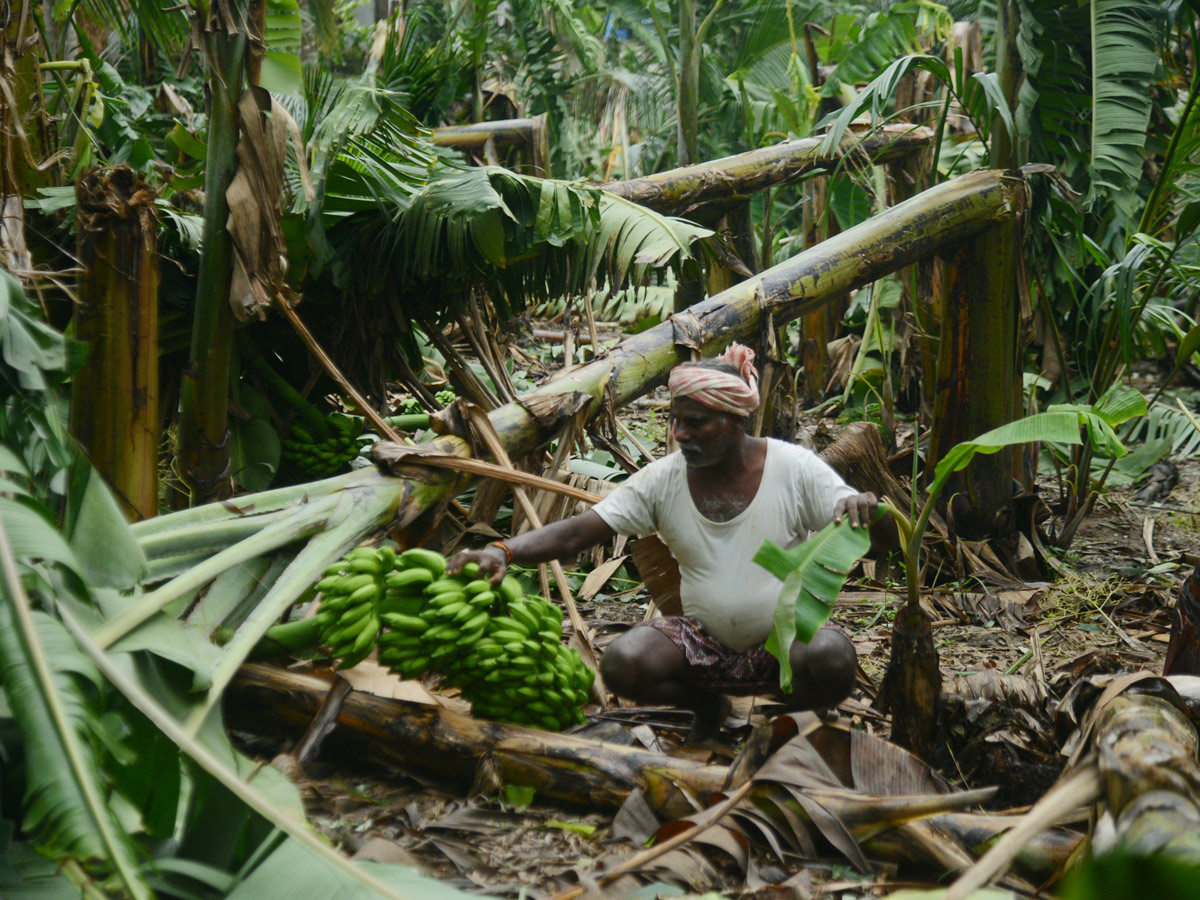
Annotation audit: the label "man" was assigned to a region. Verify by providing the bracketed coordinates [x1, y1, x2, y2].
[448, 344, 886, 741]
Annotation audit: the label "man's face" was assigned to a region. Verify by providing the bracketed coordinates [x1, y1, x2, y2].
[670, 396, 744, 468]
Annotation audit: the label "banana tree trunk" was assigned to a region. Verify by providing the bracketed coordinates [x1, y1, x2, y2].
[602, 124, 934, 219]
[927, 189, 1027, 537]
[1092, 691, 1200, 862]
[177, 0, 248, 506]
[71, 167, 160, 521]
[227, 663, 728, 809]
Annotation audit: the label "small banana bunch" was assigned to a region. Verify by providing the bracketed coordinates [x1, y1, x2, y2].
[282, 414, 362, 477]
[313, 545, 392, 668]
[315, 545, 593, 731]
[457, 594, 594, 732]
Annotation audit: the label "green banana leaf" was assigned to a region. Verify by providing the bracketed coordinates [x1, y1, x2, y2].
[753, 517, 874, 693]
[930, 390, 1147, 503]
[0, 603, 151, 900]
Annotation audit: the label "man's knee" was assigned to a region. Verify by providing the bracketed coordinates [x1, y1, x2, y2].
[600, 626, 683, 699]
[790, 628, 856, 706]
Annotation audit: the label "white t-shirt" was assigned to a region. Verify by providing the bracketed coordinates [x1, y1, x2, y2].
[592, 439, 858, 651]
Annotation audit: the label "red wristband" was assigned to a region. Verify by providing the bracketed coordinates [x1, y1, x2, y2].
[487, 541, 514, 564]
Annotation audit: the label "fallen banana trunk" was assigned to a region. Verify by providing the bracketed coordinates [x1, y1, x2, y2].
[227, 663, 728, 809]
[231, 663, 1051, 881]
[1091, 690, 1200, 861]
[601, 124, 934, 218]
[430, 117, 543, 150]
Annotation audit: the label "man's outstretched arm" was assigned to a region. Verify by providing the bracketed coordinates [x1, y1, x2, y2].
[446, 509, 617, 583]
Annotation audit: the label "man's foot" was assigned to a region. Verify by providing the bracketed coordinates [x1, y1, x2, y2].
[685, 694, 731, 745]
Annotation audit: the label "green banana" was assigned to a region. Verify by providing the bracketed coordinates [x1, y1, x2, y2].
[399, 548, 447, 577]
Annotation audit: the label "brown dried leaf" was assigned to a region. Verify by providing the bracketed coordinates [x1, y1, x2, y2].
[579, 555, 628, 601]
[226, 85, 312, 322]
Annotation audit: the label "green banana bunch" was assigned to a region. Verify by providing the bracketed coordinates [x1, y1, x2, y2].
[372, 548, 594, 732]
[456, 593, 593, 732]
[313, 545, 392, 668]
[282, 414, 362, 477]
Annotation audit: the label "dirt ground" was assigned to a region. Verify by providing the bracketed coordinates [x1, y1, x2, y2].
[235, 364, 1200, 898]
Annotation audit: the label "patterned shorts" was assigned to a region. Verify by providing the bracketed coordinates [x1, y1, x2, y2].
[644, 615, 847, 695]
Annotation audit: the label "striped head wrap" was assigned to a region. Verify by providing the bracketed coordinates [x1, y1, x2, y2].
[667, 342, 760, 416]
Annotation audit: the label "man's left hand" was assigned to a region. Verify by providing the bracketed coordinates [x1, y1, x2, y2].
[833, 492, 878, 529]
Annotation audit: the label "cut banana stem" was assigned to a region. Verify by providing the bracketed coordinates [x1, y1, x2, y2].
[129, 470, 358, 538]
[138, 512, 286, 559]
[94, 496, 338, 649]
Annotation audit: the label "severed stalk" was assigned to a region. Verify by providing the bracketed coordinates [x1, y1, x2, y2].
[93, 494, 339, 648]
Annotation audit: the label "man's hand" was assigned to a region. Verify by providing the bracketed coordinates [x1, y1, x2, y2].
[833, 491, 879, 529]
[446, 545, 509, 584]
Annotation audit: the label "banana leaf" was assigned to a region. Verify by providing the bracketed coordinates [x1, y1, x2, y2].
[0, 595, 151, 900]
[753, 517, 874, 692]
[931, 390, 1148, 503]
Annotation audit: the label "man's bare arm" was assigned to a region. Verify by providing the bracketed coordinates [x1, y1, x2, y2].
[446, 509, 617, 583]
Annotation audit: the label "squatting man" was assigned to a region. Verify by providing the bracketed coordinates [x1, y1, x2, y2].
[449, 344, 891, 741]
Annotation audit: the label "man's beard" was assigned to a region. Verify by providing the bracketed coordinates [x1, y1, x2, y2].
[679, 442, 727, 467]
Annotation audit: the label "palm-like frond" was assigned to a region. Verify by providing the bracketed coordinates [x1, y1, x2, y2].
[346, 165, 711, 321]
[1017, 0, 1164, 201]
[1089, 1, 1163, 196]
[820, 6, 925, 98]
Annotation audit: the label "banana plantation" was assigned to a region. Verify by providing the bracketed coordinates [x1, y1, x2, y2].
[5, 0, 1200, 896]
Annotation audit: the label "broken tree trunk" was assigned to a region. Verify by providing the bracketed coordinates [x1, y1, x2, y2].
[227, 664, 728, 809]
[927, 182, 1028, 537]
[70, 167, 160, 521]
[601, 124, 935, 219]
[430, 116, 550, 175]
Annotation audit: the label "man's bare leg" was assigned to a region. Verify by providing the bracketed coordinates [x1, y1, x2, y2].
[780, 626, 857, 710]
[600, 626, 729, 742]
